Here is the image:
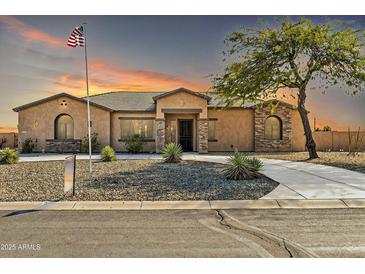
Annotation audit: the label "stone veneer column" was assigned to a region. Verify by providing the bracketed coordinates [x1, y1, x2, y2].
[198, 119, 208, 154]
[155, 118, 165, 153]
[254, 104, 292, 152]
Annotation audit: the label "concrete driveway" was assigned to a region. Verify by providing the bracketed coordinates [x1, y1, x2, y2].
[18, 153, 365, 200]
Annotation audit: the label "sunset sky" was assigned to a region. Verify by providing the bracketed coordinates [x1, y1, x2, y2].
[0, 15, 364, 132]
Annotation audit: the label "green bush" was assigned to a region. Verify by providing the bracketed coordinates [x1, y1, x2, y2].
[124, 134, 145, 153]
[81, 132, 100, 153]
[22, 138, 35, 153]
[0, 137, 7, 149]
[162, 143, 183, 163]
[246, 157, 264, 170]
[223, 152, 263, 180]
[101, 145, 116, 162]
[0, 148, 19, 164]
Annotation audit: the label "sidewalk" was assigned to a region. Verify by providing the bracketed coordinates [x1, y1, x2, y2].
[1, 199, 365, 211]
[17, 153, 365, 200]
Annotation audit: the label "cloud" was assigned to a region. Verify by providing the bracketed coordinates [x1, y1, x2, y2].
[0, 127, 17, 133]
[21, 47, 75, 65]
[54, 59, 208, 96]
[0, 16, 208, 95]
[0, 16, 64, 47]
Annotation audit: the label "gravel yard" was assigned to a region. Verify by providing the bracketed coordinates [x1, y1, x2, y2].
[0, 160, 278, 201]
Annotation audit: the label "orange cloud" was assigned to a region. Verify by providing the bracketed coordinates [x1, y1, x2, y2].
[0, 16, 208, 95]
[55, 59, 208, 96]
[0, 16, 64, 47]
[0, 127, 18, 133]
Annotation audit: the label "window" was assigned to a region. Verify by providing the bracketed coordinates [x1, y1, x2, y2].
[264, 116, 282, 140]
[55, 114, 74, 139]
[120, 119, 154, 139]
[208, 119, 217, 141]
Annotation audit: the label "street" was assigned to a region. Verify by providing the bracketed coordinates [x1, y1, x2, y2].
[0, 208, 365, 258]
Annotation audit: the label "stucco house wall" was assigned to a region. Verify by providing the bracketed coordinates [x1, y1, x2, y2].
[291, 110, 306, 151]
[207, 108, 254, 151]
[17, 96, 110, 152]
[0, 133, 18, 149]
[13, 88, 336, 154]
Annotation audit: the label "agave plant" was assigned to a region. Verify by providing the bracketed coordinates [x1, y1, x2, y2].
[246, 157, 264, 170]
[223, 152, 263, 180]
[162, 143, 183, 163]
[0, 148, 19, 165]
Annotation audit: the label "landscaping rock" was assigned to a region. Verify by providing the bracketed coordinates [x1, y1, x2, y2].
[0, 160, 278, 201]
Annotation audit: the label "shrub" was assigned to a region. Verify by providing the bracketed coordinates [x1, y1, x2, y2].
[23, 138, 35, 153]
[124, 134, 145, 153]
[246, 157, 264, 170]
[101, 145, 116, 162]
[162, 143, 183, 163]
[223, 152, 263, 180]
[323, 125, 332, 132]
[81, 132, 100, 153]
[0, 148, 19, 164]
[0, 137, 7, 149]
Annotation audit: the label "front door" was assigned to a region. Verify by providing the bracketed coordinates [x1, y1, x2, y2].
[178, 120, 193, 151]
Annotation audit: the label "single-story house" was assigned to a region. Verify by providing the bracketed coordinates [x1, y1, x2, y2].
[13, 87, 307, 153]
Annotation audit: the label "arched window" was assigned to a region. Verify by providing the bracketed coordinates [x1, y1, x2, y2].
[55, 114, 74, 139]
[264, 116, 282, 140]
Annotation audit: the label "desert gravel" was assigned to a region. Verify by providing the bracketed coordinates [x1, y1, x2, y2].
[0, 160, 278, 201]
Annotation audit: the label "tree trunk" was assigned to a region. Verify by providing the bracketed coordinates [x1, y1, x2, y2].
[297, 88, 319, 159]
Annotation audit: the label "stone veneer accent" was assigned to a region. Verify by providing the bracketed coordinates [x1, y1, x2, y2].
[198, 119, 208, 153]
[155, 119, 165, 153]
[45, 139, 81, 153]
[254, 103, 292, 152]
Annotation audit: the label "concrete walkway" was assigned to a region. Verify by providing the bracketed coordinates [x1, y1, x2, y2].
[18, 153, 365, 200]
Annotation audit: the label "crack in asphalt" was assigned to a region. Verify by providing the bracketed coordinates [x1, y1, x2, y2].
[282, 239, 293, 258]
[214, 209, 315, 258]
[215, 209, 232, 229]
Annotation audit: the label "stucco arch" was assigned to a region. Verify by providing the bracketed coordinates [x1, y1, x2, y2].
[54, 113, 74, 139]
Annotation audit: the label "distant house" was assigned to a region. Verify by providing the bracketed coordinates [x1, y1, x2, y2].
[13, 87, 306, 153]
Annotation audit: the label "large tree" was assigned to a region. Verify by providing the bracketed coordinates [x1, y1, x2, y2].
[212, 18, 365, 159]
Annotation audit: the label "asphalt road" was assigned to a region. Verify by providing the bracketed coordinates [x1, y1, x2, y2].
[0, 208, 364, 258]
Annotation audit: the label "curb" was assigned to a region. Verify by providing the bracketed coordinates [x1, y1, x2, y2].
[1, 199, 365, 211]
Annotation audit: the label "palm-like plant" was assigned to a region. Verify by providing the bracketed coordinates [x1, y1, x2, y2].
[162, 143, 183, 163]
[223, 152, 263, 180]
[0, 148, 19, 165]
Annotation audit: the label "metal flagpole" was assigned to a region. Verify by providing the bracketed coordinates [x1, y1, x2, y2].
[83, 22, 92, 173]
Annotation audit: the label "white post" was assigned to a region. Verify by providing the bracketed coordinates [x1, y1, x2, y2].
[83, 23, 92, 173]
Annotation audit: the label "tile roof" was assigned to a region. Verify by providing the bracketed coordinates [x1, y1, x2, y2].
[14, 88, 293, 113]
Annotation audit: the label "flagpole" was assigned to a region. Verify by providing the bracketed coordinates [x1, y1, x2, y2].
[83, 22, 92, 173]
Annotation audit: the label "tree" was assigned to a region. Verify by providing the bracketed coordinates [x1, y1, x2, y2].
[211, 18, 365, 159]
[322, 125, 332, 132]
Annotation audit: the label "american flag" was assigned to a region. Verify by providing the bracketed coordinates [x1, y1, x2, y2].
[67, 26, 85, 47]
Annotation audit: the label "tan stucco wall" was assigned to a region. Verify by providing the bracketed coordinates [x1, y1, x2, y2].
[0, 133, 17, 149]
[156, 92, 208, 119]
[291, 110, 306, 151]
[17, 96, 110, 152]
[110, 111, 156, 152]
[207, 108, 254, 152]
[312, 131, 365, 152]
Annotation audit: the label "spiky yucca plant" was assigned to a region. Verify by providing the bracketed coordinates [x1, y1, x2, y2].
[223, 152, 263, 180]
[101, 145, 116, 162]
[0, 148, 19, 165]
[162, 143, 183, 163]
[246, 157, 264, 170]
